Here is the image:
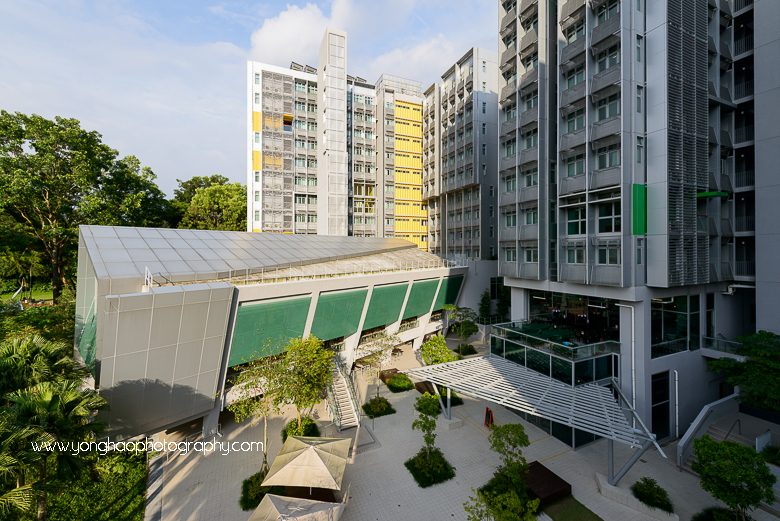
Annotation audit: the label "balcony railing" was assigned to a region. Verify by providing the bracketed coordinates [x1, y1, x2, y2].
[651, 338, 687, 359]
[519, 185, 539, 203]
[591, 115, 621, 142]
[735, 125, 754, 143]
[590, 166, 621, 190]
[734, 80, 754, 99]
[560, 82, 586, 108]
[500, 81, 517, 102]
[735, 261, 755, 277]
[735, 170, 755, 187]
[398, 319, 420, 333]
[519, 67, 538, 91]
[559, 173, 586, 195]
[519, 224, 538, 241]
[733, 0, 753, 11]
[735, 35, 754, 56]
[703, 337, 742, 355]
[492, 322, 620, 361]
[519, 106, 539, 128]
[500, 7, 517, 32]
[498, 262, 518, 278]
[500, 227, 517, 242]
[500, 190, 517, 207]
[590, 65, 621, 96]
[590, 14, 620, 48]
[735, 215, 755, 232]
[501, 116, 517, 136]
[519, 146, 538, 166]
[501, 44, 517, 67]
[560, 37, 586, 69]
[500, 154, 517, 171]
[519, 27, 538, 53]
[560, 128, 586, 151]
[518, 262, 539, 280]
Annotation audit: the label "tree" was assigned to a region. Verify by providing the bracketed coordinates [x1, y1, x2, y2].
[443, 304, 479, 355]
[478, 289, 492, 322]
[0, 336, 88, 396]
[496, 285, 511, 320]
[355, 330, 401, 398]
[464, 488, 539, 521]
[691, 435, 776, 521]
[171, 175, 230, 227]
[0, 112, 170, 302]
[0, 412, 43, 516]
[179, 183, 247, 231]
[708, 330, 780, 413]
[7, 380, 108, 521]
[276, 336, 333, 430]
[412, 393, 440, 461]
[226, 352, 284, 474]
[0, 248, 44, 301]
[420, 334, 458, 366]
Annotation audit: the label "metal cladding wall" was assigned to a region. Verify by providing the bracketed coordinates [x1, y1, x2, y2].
[361, 283, 409, 330]
[432, 275, 464, 311]
[402, 279, 440, 319]
[309, 289, 368, 341]
[229, 296, 312, 366]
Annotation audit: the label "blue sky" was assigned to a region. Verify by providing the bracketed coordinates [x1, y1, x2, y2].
[0, 0, 497, 196]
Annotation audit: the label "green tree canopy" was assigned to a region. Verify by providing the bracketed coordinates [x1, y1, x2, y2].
[173, 174, 230, 203]
[708, 330, 780, 413]
[412, 392, 440, 460]
[444, 304, 479, 355]
[478, 289, 492, 321]
[179, 183, 247, 231]
[276, 336, 333, 429]
[420, 334, 457, 365]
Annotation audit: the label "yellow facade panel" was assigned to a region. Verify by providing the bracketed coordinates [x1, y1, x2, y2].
[253, 151, 261, 170]
[252, 111, 261, 132]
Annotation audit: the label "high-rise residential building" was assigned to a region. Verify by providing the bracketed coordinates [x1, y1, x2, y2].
[495, 0, 779, 445]
[422, 48, 500, 260]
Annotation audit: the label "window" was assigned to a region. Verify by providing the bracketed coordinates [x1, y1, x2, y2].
[566, 154, 585, 177]
[480, 102, 486, 115]
[295, 195, 306, 204]
[598, 93, 620, 120]
[567, 247, 585, 264]
[525, 208, 538, 224]
[637, 0, 642, 10]
[565, 20, 585, 44]
[254, 191, 260, 202]
[636, 36, 643, 62]
[523, 51, 538, 70]
[505, 173, 517, 192]
[490, 225, 494, 237]
[597, 144, 621, 169]
[567, 206, 586, 235]
[506, 248, 517, 262]
[490, 186, 494, 197]
[254, 93, 260, 104]
[597, 45, 620, 72]
[598, 245, 621, 265]
[482, 81, 487, 93]
[566, 109, 585, 133]
[636, 238, 644, 265]
[637, 87, 643, 113]
[254, 211, 260, 221]
[482, 123, 486, 135]
[505, 102, 517, 120]
[525, 90, 538, 110]
[597, 0, 620, 24]
[566, 64, 585, 89]
[482, 164, 487, 176]
[254, 171, 260, 182]
[254, 73, 260, 85]
[636, 137, 644, 164]
[525, 248, 538, 262]
[524, 168, 539, 186]
[295, 100, 306, 111]
[505, 211, 517, 227]
[482, 61, 486, 72]
[598, 201, 621, 233]
[525, 128, 538, 148]
[254, 132, 260, 143]
[490, 205, 495, 217]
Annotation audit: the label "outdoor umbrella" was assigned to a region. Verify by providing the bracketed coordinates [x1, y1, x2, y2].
[248, 494, 345, 521]
[262, 436, 351, 490]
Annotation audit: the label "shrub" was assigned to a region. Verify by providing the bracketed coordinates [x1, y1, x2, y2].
[762, 445, 780, 466]
[691, 506, 747, 521]
[386, 373, 415, 393]
[362, 396, 397, 419]
[239, 470, 286, 511]
[630, 477, 674, 514]
[437, 386, 464, 407]
[454, 344, 478, 356]
[404, 447, 456, 488]
[281, 415, 320, 442]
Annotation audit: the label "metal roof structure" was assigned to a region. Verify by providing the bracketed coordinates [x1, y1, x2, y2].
[79, 226, 422, 282]
[402, 355, 661, 450]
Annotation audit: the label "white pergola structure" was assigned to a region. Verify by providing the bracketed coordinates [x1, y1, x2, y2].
[402, 355, 665, 485]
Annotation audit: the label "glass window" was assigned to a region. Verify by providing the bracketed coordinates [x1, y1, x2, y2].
[525, 90, 538, 110]
[637, 87, 643, 113]
[566, 154, 585, 177]
[525, 208, 538, 224]
[597, 44, 620, 72]
[566, 64, 585, 89]
[482, 61, 486, 72]
[636, 36, 643, 62]
[525, 248, 539, 262]
[598, 201, 621, 233]
[597, 144, 621, 169]
[637, 137, 644, 163]
[505, 211, 517, 227]
[505, 173, 517, 191]
[565, 20, 585, 44]
[525, 128, 538, 148]
[254, 73, 260, 85]
[598, 246, 621, 265]
[567, 248, 585, 263]
[597, 0, 620, 24]
[598, 93, 620, 120]
[254, 210, 259, 221]
[482, 102, 486, 114]
[524, 168, 539, 186]
[567, 206, 586, 235]
[566, 109, 585, 133]
[506, 248, 517, 261]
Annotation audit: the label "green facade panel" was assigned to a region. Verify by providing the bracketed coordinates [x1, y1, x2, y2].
[310, 289, 368, 342]
[632, 184, 647, 235]
[432, 275, 464, 311]
[402, 279, 440, 320]
[229, 296, 312, 367]
[362, 284, 409, 331]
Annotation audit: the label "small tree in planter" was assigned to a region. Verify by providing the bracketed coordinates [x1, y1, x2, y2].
[443, 304, 479, 356]
[691, 434, 776, 521]
[421, 334, 457, 365]
[478, 288, 492, 322]
[404, 392, 455, 487]
[356, 330, 401, 399]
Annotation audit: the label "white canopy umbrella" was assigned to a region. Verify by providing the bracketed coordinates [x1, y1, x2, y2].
[262, 436, 351, 490]
[248, 494, 345, 521]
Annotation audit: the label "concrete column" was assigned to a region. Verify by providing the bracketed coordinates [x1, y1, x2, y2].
[510, 287, 529, 321]
[619, 299, 651, 426]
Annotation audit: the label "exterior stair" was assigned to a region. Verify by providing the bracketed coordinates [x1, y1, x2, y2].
[704, 423, 754, 447]
[330, 366, 359, 431]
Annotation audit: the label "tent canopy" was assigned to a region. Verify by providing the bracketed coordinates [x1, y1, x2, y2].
[248, 494, 345, 521]
[262, 437, 351, 490]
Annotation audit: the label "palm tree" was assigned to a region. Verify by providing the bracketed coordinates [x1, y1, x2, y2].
[0, 336, 88, 396]
[0, 412, 52, 517]
[7, 381, 107, 521]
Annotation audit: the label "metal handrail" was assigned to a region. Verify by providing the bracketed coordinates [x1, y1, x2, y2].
[337, 361, 362, 428]
[724, 418, 741, 441]
[678, 409, 713, 467]
[325, 378, 342, 431]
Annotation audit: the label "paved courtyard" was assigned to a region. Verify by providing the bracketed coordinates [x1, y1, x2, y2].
[157, 344, 779, 521]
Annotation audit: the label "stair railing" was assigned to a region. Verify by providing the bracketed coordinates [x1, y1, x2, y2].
[724, 418, 741, 441]
[336, 360, 362, 428]
[325, 368, 342, 432]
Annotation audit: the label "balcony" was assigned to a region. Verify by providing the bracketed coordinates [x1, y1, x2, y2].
[708, 217, 719, 236]
[560, 0, 586, 29]
[559, 264, 587, 284]
[560, 128, 586, 151]
[721, 218, 734, 237]
[520, 27, 538, 55]
[519, 224, 538, 241]
[499, 262, 518, 278]
[519, 68, 539, 94]
[519, 146, 538, 166]
[559, 173, 586, 196]
[733, 0, 753, 11]
[500, 81, 517, 102]
[560, 37, 586, 71]
[519, 185, 539, 203]
[590, 265, 621, 286]
[500, 227, 517, 242]
[590, 166, 621, 190]
[519, 0, 538, 21]
[590, 65, 621, 97]
[560, 82, 586, 108]
[518, 263, 539, 280]
[590, 15, 620, 50]
[500, 190, 517, 207]
[590, 115, 621, 142]
[735, 35, 754, 56]
[500, 45, 517, 71]
[500, 8, 517, 33]
[519, 106, 538, 129]
[501, 116, 518, 136]
[735, 170, 755, 188]
[735, 215, 755, 232]
[398, 319, 420, 333]
[735, 126, 754, 144]
[651, 339, 687, 359]
[721, 261, 735, 281]
[735, 261, 755, 277]
[500, 154, 517, 171]
[734, 80, 754, 100]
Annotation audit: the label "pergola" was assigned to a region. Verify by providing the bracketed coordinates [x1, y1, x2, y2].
[402, 355, 665, 485]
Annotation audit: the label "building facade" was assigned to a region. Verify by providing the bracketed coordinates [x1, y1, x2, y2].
[496, 0, 777, 443]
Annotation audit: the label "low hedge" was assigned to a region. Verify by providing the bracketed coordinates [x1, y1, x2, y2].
[762, 445, 780, 466]
[437, 387, 464, 407]
[281, 416, 320, 442]
[404, 447, 456, 488]
[691, 506, 746, 521]
[239, 470, 286, 511]
[386, 373, 415, 393]
[454, 344, 478, 356]
[630, 477, 674, 514]
[362, 396, 397, 419]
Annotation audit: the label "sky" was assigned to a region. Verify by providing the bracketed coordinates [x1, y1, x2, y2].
[0, 0, 498, 197]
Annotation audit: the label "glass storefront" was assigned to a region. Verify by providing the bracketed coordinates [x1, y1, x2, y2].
[529, 290, 620, 343]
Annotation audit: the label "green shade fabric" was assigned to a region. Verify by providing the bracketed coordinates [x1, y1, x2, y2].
[632, 184, 647, 235]
[432, 276, 464, 311]
[310, 289, 368, 341]
[402, 279, 440, 320]
[362, 284, 408, 331]
[229, 296, 312, 366]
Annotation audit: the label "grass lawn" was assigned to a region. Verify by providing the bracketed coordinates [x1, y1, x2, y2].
[543, 496, 604, 521]
[0, 289, 54, 302]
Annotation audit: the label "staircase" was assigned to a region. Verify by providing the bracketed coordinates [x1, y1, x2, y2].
[330, 366, 359, 431]
[704, 423, 753, 447]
